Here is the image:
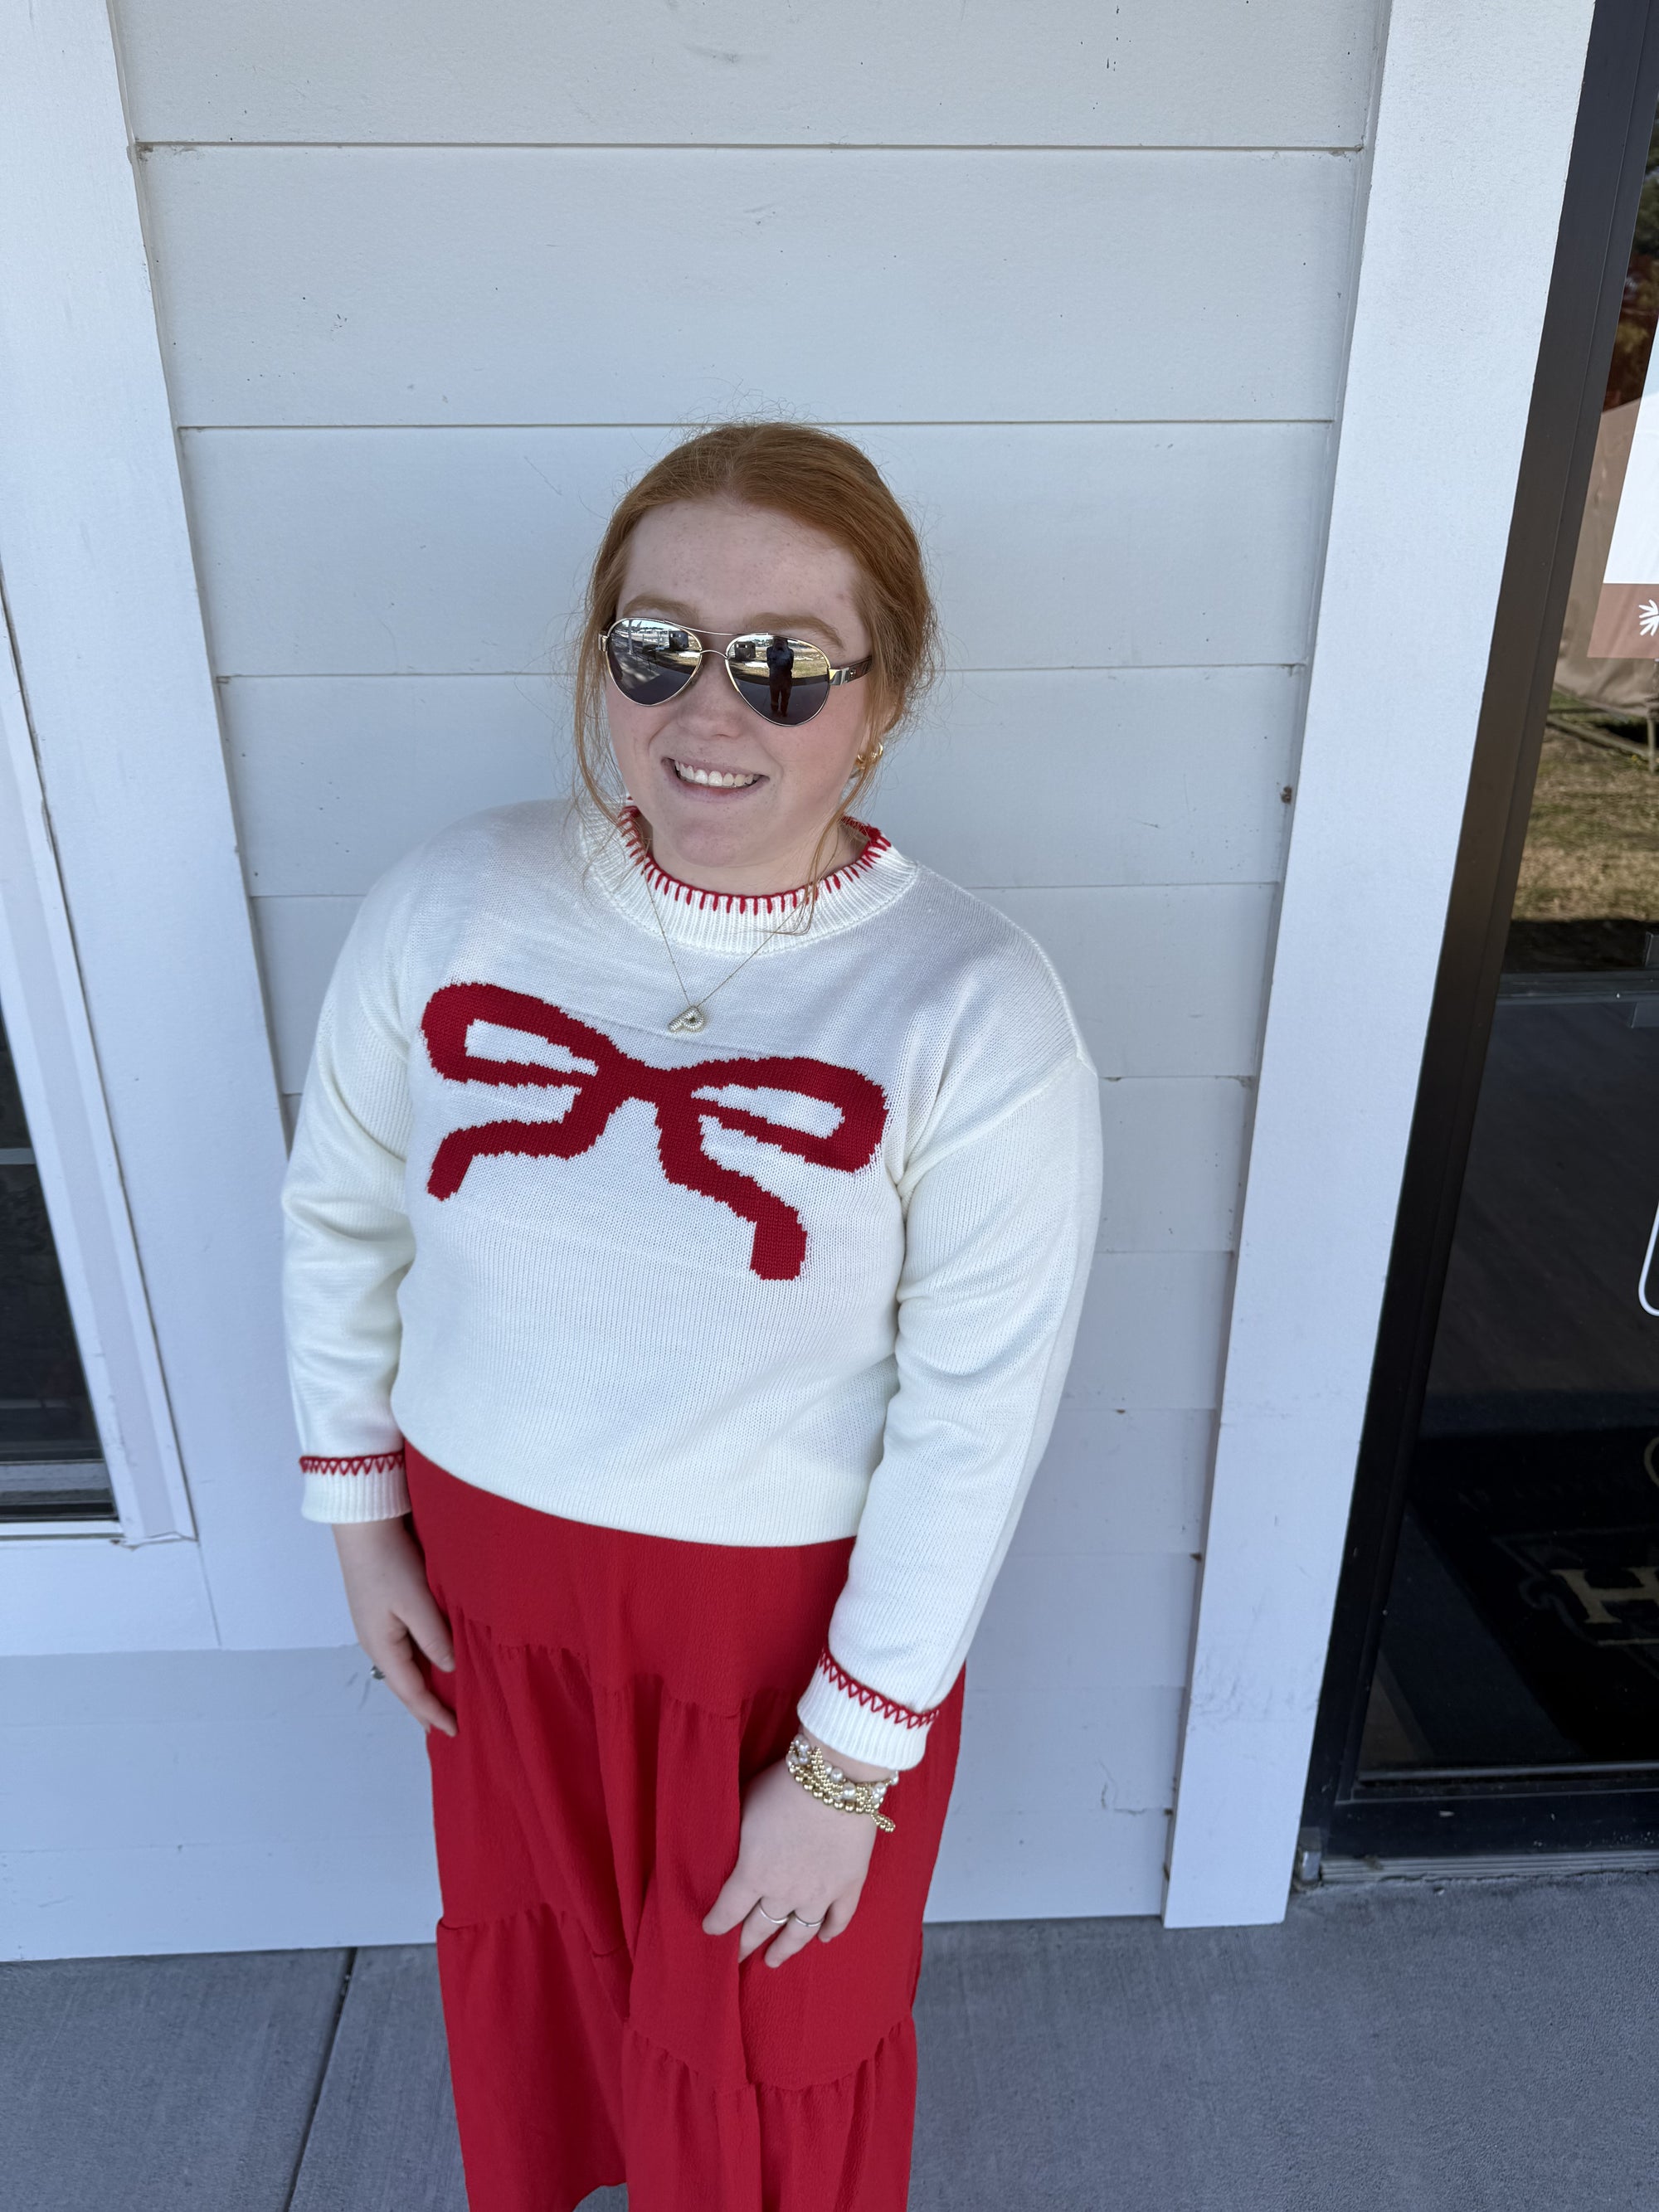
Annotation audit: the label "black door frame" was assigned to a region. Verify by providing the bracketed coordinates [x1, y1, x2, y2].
[1303, 0, 1659, 1865]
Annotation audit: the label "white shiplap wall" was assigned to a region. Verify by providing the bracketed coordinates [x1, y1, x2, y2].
[113, 0, 1380, 1918]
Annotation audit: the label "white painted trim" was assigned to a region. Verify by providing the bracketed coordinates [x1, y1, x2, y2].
[1163, 0, 1600, 1927]
[0, 1523, 123, 1542]
[0, 0, 347, 1650]
[0, 1534, 217, 1657]
[0, 611, 193, 1544]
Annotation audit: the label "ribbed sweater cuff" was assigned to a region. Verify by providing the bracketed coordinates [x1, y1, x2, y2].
[795, 1647, 943, 1774]
[299, 1450, 411, 1524]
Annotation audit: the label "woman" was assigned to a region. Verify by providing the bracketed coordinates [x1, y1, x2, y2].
[281, 421, 1102, 2212]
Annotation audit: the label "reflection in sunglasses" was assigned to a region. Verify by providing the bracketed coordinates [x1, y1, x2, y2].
[604, 619, 868, 725]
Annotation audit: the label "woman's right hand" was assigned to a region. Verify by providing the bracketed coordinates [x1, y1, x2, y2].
[333, 1519, 458, 1736]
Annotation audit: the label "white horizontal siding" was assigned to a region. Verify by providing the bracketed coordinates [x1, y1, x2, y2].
[112, 0, 1379, 148]
[0, 1538, 218, 1658]
[938, 1436, 1199, 1910]
[1, 1650, 436, 1957]
[222, 668, 1297, 896]
[1013, 1407, 1213, 1555]
[2, 1835, 434, 1961]
[931, 1685, 1185, 1919]
[9, 1650, 424, 1853]
[1068, 1253, 1233, 1410]
[142, 147, 1356, 427]
[971, 1686, 1185, 1815]
[224, 677, 558, 896]
[887, 673, 1299, 890]
[182, 424, 1331, 675]
[1098, 1082, 1248, 1253]
[975, 1553, 1198, 1686]
[985, 886, 1275, 1078]
[252, 897, 358, 1092]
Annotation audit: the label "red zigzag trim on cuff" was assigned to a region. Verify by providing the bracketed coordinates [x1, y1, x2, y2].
[299, 1450, 406, 1477]
[814, 1646, 941, 1730]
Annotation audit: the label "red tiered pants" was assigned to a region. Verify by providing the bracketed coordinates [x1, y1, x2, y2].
[406, 1445, 964, 2212]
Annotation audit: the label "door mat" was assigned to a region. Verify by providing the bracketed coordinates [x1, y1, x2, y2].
[1408, 1427, 1659, 1763]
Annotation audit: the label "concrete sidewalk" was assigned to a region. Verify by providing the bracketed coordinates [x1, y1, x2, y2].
[5, 1869, 1655, 2210]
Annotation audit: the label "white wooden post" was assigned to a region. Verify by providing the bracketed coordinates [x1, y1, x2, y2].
[0, 0, 345, 1649]
[1164, 0, 1600, 1928]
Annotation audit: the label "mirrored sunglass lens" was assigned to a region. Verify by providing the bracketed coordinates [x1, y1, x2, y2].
[727, 634, 834, 725]
[606, 619, 702, 704]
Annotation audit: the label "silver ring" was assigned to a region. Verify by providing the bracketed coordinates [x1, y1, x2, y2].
[369, 1665, 385, 1680]
[755, 1902, 791, 1925]
[790, 1912, 824, 1929]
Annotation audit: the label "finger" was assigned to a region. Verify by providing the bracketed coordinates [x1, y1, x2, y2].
[737, 1899, 792, 1960]
[701, 1870, 759, 1938]
[398, 1587, 455, 1673]
[816, 1886, 863, 1942]
[376, 1625, 458, 1736]
[765, 1908, 826, 1969]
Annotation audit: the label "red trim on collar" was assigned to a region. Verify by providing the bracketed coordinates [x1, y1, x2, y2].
[813, 1646, 941, 1730]
[618, 808, 890, 916]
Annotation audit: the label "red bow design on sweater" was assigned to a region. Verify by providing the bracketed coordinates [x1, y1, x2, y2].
[421, 983, 887, 1282]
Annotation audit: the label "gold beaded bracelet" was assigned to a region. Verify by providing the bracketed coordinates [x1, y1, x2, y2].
[786, 1732, 899, 1834]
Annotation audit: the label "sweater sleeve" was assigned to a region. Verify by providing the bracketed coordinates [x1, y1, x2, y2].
[794, 1051, 1102, 1771]
[280, 868, 420, 1524]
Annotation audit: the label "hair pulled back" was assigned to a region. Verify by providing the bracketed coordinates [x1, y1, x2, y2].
[571, 422, 940, 830]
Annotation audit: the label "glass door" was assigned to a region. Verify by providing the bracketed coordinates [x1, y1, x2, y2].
[1309, 2, 1659, 1864]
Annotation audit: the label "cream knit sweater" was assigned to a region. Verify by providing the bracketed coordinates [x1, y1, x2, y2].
[281, 800, 1101, 1769]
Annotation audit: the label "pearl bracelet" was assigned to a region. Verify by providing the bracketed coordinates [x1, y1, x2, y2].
[786, 1732, 899, 1834]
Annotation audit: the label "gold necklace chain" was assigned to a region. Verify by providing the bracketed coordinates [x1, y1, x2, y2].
[631, 817, 866, 1036]
[642, 874, 804, 1036]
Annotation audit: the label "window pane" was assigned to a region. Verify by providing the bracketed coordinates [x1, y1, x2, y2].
[0, 1001, 114, 1519]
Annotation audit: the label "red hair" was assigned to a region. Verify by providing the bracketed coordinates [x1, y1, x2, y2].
[571, 423, 940, 844]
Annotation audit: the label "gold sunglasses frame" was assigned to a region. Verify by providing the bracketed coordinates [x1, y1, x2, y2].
[601, 618, 873, 725]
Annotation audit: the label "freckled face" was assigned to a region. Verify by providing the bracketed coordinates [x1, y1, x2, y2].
[605, 497, 873, 892]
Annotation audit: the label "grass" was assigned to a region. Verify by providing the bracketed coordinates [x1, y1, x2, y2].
[1514, 723, 1659, 921]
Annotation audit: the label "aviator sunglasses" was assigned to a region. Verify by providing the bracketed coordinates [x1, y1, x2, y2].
[604, 616, 873, 728]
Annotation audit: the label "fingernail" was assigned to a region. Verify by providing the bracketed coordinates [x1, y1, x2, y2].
[438, 1657, 455, 1671]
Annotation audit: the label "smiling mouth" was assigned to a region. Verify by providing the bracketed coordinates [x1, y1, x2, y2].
[669, 758, 764, 790]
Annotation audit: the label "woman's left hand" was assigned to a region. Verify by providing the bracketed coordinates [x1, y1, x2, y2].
[702, 1734, 890, 1967]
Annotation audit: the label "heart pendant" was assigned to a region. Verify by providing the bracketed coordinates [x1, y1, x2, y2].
[668, 1005, 708, 1036]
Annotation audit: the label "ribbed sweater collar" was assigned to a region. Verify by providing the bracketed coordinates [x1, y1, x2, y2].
[579, 801, 917, 956]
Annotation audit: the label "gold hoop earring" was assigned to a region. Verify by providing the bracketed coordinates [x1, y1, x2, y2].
[854, 740, 885, 771]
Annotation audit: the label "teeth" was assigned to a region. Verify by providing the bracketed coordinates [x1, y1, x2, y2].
[673, 761, 761, 789]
